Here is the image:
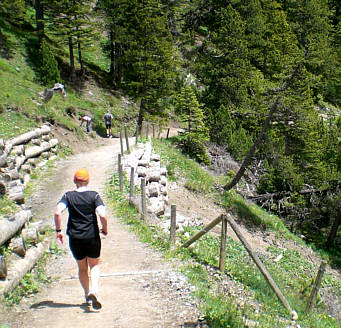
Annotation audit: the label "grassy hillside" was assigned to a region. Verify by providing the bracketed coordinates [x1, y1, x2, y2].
[0, 19, 138, 140]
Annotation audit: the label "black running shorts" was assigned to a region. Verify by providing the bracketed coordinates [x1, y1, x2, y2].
[105, 122, 111, 129]
[69, 237, 101, 260]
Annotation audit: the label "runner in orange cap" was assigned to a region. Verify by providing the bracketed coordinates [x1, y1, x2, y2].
[54, 169, 107, 310]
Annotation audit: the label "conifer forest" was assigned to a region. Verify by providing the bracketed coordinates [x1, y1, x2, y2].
[1, 0, 341, 252]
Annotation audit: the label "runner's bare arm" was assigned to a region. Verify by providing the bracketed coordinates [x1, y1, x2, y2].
[99, 215, 108, 235]
[54, 205, 64, 243]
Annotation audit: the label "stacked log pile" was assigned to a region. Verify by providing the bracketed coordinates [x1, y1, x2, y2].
[0, 124, 59, 204]
[0, 125, 59, 297]
[121, 142, 203, 233]
[122, 142, 169, 217]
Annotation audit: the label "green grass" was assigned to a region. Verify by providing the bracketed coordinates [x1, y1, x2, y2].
[106, 141, 341, 328]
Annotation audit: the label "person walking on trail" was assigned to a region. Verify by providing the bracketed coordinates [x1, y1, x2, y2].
[54, 168, 108, 310]
[80, 115, 92, 133]
[103, 109, 113, 137]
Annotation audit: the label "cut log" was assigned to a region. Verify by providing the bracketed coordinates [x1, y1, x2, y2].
[20, 164, 31, 174]
[7, 179, 23, 188]
[0, 180, 6, 197]
[0, 255, 7, 280]
[15, 155, 26, 169]
[8, 184, 24, 204]
[10, 145, 25, 156]
[0, 155, 7, 168]
[0, 241, 47, 298]
[3, 169, 20, 182]
[24, 138, 58, 159]
[21, 228, 39, 244]
[0, 210, 32, 246]
[9, 237, 26, 257]
[31, 138, 41, 146]
[9, 125, 50, 147]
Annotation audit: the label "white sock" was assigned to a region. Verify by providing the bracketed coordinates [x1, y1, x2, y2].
[90, 265, 100, 295]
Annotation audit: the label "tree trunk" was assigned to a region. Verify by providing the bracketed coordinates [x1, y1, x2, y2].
[137, 99, 146, 135]
[34, 0, 44, 43]
[223, 98, 281, 191]
[109, 30, 115, 83]
[326, 211, 341, 248]
[68, 35, 76, 81]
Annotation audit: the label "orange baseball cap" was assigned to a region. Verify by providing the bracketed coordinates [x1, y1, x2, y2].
[74, 168, 90, 182]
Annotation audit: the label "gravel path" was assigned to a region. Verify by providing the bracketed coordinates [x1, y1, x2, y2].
[0, 137, 207, 328]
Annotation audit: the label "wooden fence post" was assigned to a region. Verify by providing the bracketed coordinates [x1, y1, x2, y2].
[119, 164, 123, 192]
[219, 216, 227, 272]
[119, 130, 124, 155]
[124, 126, 130, 153]
[146, 124, 149, 139]
[152, 124, 155, 138]
[305, 261, 327, 314]
[170, 205, 176, 249]
[135, 127, 138, 145]
[129, 167, 135, 199]
[158, 125, 162, 139]
[226, 213, 298, 320]
[181, 215, 224, 248]
[118, 154, 121, 175]
[141, 178, 146, 220]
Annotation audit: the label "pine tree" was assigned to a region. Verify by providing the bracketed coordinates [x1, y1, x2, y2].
[38, 39, 61, 85]
[176, 84, 210, 164]
[121, 0, 178, 132]
[43, 0, 98, 80]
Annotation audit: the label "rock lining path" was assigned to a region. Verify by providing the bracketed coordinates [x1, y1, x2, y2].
[0, 137, 206, 328]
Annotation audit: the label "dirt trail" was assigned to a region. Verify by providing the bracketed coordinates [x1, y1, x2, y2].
[0, 137, 205, 328]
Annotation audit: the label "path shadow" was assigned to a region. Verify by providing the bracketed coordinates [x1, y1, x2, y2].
[30, 300, 94, 313]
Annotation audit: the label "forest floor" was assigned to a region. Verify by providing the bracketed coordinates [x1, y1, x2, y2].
[0, 125, 340, 327]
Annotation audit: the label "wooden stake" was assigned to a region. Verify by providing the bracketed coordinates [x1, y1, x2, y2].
[146, 124, 149, 139]
[118, 154, 121, 176]
[305, 261, 327, 314]
[170, 205, 176, 248]
[226, 213, 297, 320]
[119, 164, 123, 192]
[141, 178, 146, 220]
[182, 214, 224, 248]
[152, 124, 155, 138]
[124, 126, 130, 153]
[119, 130, 124, 154]
[219, 216, 227, 272]
[166, 128, 170, 139]
[129, 167, 135, 199]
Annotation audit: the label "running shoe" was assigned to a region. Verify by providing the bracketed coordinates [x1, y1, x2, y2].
[87, 292, 102, 310]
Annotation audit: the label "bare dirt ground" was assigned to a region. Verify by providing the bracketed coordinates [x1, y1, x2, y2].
[0, 129, 208, 328]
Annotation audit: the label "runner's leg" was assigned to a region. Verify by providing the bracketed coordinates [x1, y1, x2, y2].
[88, 257, 100, 294]
[76, 258, 90, 295]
